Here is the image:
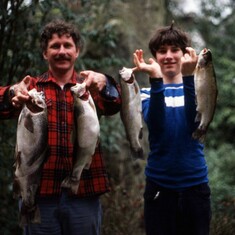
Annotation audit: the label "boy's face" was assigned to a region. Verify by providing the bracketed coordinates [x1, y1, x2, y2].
[156, 44, 184, 79]
[43, 33, 79, 74]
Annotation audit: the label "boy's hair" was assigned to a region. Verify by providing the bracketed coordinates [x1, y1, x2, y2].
[40, 20, 82, 51]
[148, 22, 191, 57]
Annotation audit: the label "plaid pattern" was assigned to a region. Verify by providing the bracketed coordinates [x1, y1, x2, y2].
[0, 71, 121, 197]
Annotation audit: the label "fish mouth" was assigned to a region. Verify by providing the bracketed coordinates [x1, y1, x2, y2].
[198, 48, 212, 67]
[203, 49, 212, 62]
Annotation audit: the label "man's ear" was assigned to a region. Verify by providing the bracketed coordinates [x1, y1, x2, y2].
[43, 51, 48, 60]
[76, 48, 80, 58]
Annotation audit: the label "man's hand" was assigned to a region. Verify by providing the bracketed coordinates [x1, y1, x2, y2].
[11, 75, 31, 108]
[80, 70, 106, 92]
[181, 47, 198, 76]
[133, 49, 162, 78]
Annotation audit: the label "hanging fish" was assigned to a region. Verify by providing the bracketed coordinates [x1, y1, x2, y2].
[192, 48, 218, 142]
[61, 82, 100, 194]
[119, 67, 144, 159]
[14, 88, 48, 226]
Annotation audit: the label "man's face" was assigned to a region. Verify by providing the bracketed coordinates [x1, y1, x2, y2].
[43, 33, 79, 73]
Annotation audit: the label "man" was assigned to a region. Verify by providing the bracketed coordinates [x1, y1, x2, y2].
[133, 23, 211, 235]
[0, 20, 121, 235]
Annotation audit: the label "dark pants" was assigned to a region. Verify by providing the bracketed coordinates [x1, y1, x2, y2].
[144, 180, 211, 235]
[22, 192, 102, 235]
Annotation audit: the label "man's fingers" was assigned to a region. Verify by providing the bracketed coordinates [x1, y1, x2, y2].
[22, 75, 31, 88]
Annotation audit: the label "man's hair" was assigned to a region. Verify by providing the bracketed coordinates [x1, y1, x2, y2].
[40, 19, 82, 51]
[148, 22, 191, 57]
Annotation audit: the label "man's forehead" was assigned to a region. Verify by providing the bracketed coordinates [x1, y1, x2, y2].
[51, 33, 72, 39]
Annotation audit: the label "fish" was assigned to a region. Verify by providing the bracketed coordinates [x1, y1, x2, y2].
[61, 82, 100, 194]
[13, 88, 48, 227]
[192, 48, 218, 142]
[119, 67, 144, 159]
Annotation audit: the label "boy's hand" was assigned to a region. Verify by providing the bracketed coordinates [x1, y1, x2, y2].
[181, 47, 198, 76]
[133, 49, 162, 78]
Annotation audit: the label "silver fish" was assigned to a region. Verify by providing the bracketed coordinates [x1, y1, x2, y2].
[61, 82, 100, 194]
[192, 48, 218, 142]
[119, 67, 144, 159]
[13, 88, 48, 227]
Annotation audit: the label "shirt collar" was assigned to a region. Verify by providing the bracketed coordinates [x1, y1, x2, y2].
[37, 70, 82, 85]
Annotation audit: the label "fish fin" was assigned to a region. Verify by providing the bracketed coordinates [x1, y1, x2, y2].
[131, 147, 144, 160]
[192, 129, 206, 143]
[61, 177, 71, 189]
[14, 151, 21, 168]
[24, 115, 34, 133]
[19, 204, 41, 227]
[61, 177, 80, 195]
[194, 112, 201, 123]
[13, 178, 21, 199]
[84, 156, 92, 169]
[139, 127, 143, 139]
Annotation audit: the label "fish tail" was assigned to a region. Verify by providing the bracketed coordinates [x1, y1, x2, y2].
[19, 204, 41, 227]
[194, 112, 201, 123]
[192, 129, 206, 143]
[61, 177, 80, 195]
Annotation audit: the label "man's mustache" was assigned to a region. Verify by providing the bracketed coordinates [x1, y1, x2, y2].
[54, 55, 71, 61]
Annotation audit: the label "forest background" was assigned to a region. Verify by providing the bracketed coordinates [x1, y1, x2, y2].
[0, 0, 235, 234]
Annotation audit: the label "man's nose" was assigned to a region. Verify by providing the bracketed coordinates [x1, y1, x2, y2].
[58, 45, 66, 53]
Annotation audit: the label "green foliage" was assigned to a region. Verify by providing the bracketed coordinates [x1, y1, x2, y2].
[0, 120, 19, 235]
[207, 144, 235, 235]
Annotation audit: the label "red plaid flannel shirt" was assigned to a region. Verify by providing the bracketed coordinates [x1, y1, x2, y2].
[0, 70, 121, 197]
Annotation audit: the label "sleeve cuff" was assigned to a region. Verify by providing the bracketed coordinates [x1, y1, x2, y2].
[100, 75, 119, 100]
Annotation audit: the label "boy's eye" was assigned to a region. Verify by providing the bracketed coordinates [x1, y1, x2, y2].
[158, 49, 167, 54]
[171, 47, 180, 52]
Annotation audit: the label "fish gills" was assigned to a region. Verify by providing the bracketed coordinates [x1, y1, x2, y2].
[192, 48, 218, 142]
[61, 82, 100, 194]
[119, 67, 144, 159]
[14, 88, 48, 227]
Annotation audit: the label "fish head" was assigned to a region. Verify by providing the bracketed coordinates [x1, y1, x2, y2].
[198, 48, 212, 68]
[119, 67, 133, 82]
[71, 82, 87, 97]
[28, 89, 46, 111]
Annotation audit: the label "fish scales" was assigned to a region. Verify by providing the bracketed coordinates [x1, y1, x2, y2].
[192, 48, 218, 142]
[14, 88, 48, 227]
[119, 67, 144, 159]
[61, 82, 100, 194]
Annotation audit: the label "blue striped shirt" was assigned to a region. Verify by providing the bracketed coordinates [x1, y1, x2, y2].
[141, 76, 208, 190]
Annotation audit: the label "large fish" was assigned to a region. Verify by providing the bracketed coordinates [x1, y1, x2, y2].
[119, 67, 144, 159]
[61, 82, 100, 194]
[192, 48, 218, 142]
[13, 88, 48, 227]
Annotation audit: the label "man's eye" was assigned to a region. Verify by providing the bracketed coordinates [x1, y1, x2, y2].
[64, 44, 73, 49]
[51, 45, 60, 49]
